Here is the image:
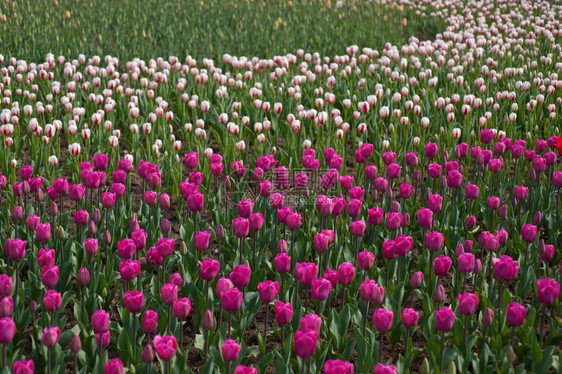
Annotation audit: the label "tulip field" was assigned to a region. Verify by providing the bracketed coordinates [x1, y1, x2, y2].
[1, 0, 562, 373]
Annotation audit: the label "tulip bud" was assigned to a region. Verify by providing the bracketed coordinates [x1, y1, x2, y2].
[11, 206, 22, 222]
[482, 308, 494, 326]
[446, 362, 457, 374]
[68, 333, 82, 353]
[277, 239, 288, 254]
[88, 220, 97, 236]
[202, 309, 214, 331]
[455, 243, 465, 257]
[93, 209, 101, 223]
[466, 216, 476, 229]
[224, 176, 231, 190]
[48, 202, 58, 217]
[506, 345, 517, 363]
[179, 241, 188, 255]
[161, 219, 170, 233]
[101, 288, 108, 298]
[537, 239, 546, 256]
[424, 188, 431, 201]
[473, 259, 483, 275]
[29, 300, 37, 312]
[409, 272, 423, 288]
[142, 344, 154, 363]
[103, 230, 112, 245]
[130, 214, 140, 233]
[421, 358, 430, 374]
[433, 284, 445, 304]
[385, 188, 392, 200]
[216, 225, 225, 239]
[498, 205, 508, 220]
[532, 211, 542, 225]
[56, 226, 65, 240]
[77, 268, 90, 286]
[439, 176, 447, 190]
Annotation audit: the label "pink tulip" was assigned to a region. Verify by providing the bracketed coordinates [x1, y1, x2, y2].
[154, 335, 178, 361]
[237, 199, 253, 218]
[156, 238, 175, 258]
[311, 278, 332, 301]
[374, 363, 398, 374]
[0, 276, 12, 298]
[161, 283, 178, 306]
[199, 259, 220, 281]
[258, 281, 279, 303]
[221, 288, 243, 313]
[435, 307, 455, 332]
[232, 217, 249, 238]
[142, 310, 158, 334]
[506, 302, 527, 327]
[297, 262, 318, 287]
[249, 213, 264, 232]
[0, 317, 15, 344]
[401, 308, 419, 328]
[221, 338, 240, 362]
[294, 329, 318, 359]
[105, 358, 123, 374]
[427, 194, 443, 213]
[13, 360, 34, 374]
[91, 310, 110, 334]
[425, 231, 444, 251]
[42, 326, 60, 347]
[124, 291, 144, 314]
[537, 278, 560, 305]
[41, 265, 59, 288]
[372, 308, 393, 332]
[173, 298, 192, 319]
[358, 252, 375, 271]
[5, 239, 26, 261]
[458, 253, 475, 273]
[119, 260, 140, 281]
[493, 255, 519, 282]
[521, 224, 538, 243]
[458, 293, 479, 315]
[434, 256, 452, 277]
[274, 301, 293, 324]
[417, 208, 433, 229]
[300, 314, 322, 333]
[230, 265, 251, 289]
[368, 207, 384, 226]
[43, 290, 61, 312]
[194, 231, 211, 251]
